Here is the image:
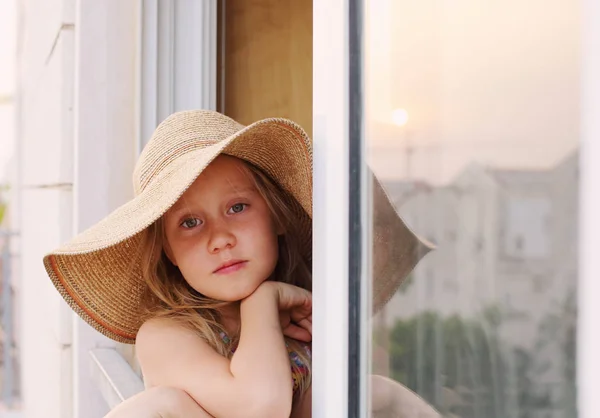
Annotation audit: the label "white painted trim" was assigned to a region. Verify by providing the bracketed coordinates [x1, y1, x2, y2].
[157, 0, 175, 121]
[312, 0, 350, 416]
[90, 349, 145, 410]
[173, 0, 217, 111]
[139, 0, 217, 148]
[140, 0, 159, 145]
[134, 0, 145, 157]
[578, 0, 600, 416]
[74, 1, 138, 416]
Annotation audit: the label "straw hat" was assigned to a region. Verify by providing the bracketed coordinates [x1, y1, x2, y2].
[43, 110, 432, 344]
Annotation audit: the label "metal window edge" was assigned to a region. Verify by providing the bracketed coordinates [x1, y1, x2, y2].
[90, 348, 145, 410]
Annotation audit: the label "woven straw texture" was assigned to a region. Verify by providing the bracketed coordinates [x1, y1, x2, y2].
[43, 110, 431, 344]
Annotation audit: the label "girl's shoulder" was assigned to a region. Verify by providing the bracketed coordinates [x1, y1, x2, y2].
[136, 316, 200, 352]
[137, 316, 181, 337]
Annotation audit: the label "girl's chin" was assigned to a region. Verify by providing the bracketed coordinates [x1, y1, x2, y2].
[188, 277, 266, 302]
[211, 287, 262, 303]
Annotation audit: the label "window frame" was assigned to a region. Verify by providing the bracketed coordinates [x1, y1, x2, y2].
[138, 0, 217, 150]
[578, 0, 600, 416]
[313, 0, 370, 417]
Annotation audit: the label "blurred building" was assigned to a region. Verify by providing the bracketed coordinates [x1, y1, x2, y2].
[380, 152, 578, 416]
[0, 0, 19, 411]
[1, 165, 21, 413]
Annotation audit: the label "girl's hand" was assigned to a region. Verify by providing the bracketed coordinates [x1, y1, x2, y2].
[276, 282, 312, 342]
[254, 282, 312, 342]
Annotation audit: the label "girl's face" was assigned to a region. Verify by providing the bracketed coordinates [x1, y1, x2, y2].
[162, 155, 281, 301]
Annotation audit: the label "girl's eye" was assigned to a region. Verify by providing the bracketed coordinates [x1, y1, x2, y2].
[228, 203, 247, 214]
[181, 218, 202, 229]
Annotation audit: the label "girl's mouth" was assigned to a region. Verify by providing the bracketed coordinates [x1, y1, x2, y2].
[214, 260, 247, 274]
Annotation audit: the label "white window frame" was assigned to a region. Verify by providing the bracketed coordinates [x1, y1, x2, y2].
[138, 0, 217, 150]
[89, 349, 145, 410]
[75, 1, 141, 416]
[578, 1, 600, 417]
[313, 0, 371, 416]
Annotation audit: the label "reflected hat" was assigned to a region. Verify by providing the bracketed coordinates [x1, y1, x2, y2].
[43, 110, 432, 344]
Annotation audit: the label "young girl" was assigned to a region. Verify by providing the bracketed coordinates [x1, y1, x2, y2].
[43, 110, 432, 417]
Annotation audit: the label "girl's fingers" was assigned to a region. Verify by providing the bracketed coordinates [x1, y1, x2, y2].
[283, 324, 312, 342]
[296, 318, 312, 335]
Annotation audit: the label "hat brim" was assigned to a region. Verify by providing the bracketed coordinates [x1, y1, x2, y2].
[43, 115, 432, 344]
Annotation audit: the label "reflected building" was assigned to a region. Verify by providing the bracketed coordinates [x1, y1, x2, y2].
[379, 151, 578, 416]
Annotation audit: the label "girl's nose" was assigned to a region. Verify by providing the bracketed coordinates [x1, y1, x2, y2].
[207, 225, 237, 253]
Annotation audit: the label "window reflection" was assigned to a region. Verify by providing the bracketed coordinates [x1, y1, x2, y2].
[366, 0, 579, 416]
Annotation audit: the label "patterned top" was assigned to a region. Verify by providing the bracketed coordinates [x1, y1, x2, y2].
[220, 332, 311, 393]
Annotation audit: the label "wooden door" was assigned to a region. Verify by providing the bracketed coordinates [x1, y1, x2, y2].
[219, 0, 313, 137]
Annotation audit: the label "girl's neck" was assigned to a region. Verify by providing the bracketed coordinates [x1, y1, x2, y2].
[219, 301, 241, 336]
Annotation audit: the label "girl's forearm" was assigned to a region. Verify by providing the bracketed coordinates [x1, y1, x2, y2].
[104, 386, 214, 418]
[229, 284, 293, 410]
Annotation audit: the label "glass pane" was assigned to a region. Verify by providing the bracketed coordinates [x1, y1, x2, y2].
[365, 1, 579, 417]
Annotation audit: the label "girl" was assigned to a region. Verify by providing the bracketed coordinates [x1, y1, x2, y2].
[43, 110, 431, 417]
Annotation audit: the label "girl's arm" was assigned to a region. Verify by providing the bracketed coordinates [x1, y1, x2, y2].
[104, 386, 213, 418]
[135, 282, 305, 418]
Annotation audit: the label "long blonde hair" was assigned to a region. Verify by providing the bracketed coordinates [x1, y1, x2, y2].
[138, 158, 312, 396]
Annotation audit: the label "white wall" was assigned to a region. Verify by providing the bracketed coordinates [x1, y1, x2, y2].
[17, 0, 138, 417]
[17, 0, 76, 416]
[0, 0, 16, 184]
[72, 1, 138, 416]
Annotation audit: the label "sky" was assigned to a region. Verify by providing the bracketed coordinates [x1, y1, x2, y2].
[365, 0, 580, 184]
[0, 0, 581, 185]
[0, 0, 16, 184]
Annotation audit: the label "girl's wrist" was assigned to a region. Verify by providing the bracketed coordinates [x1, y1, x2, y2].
[240, 283, 279, 320]
[244, 281, 278, 304]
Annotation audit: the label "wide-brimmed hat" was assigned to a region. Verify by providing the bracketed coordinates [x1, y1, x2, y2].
[43, 110, 432, 344]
